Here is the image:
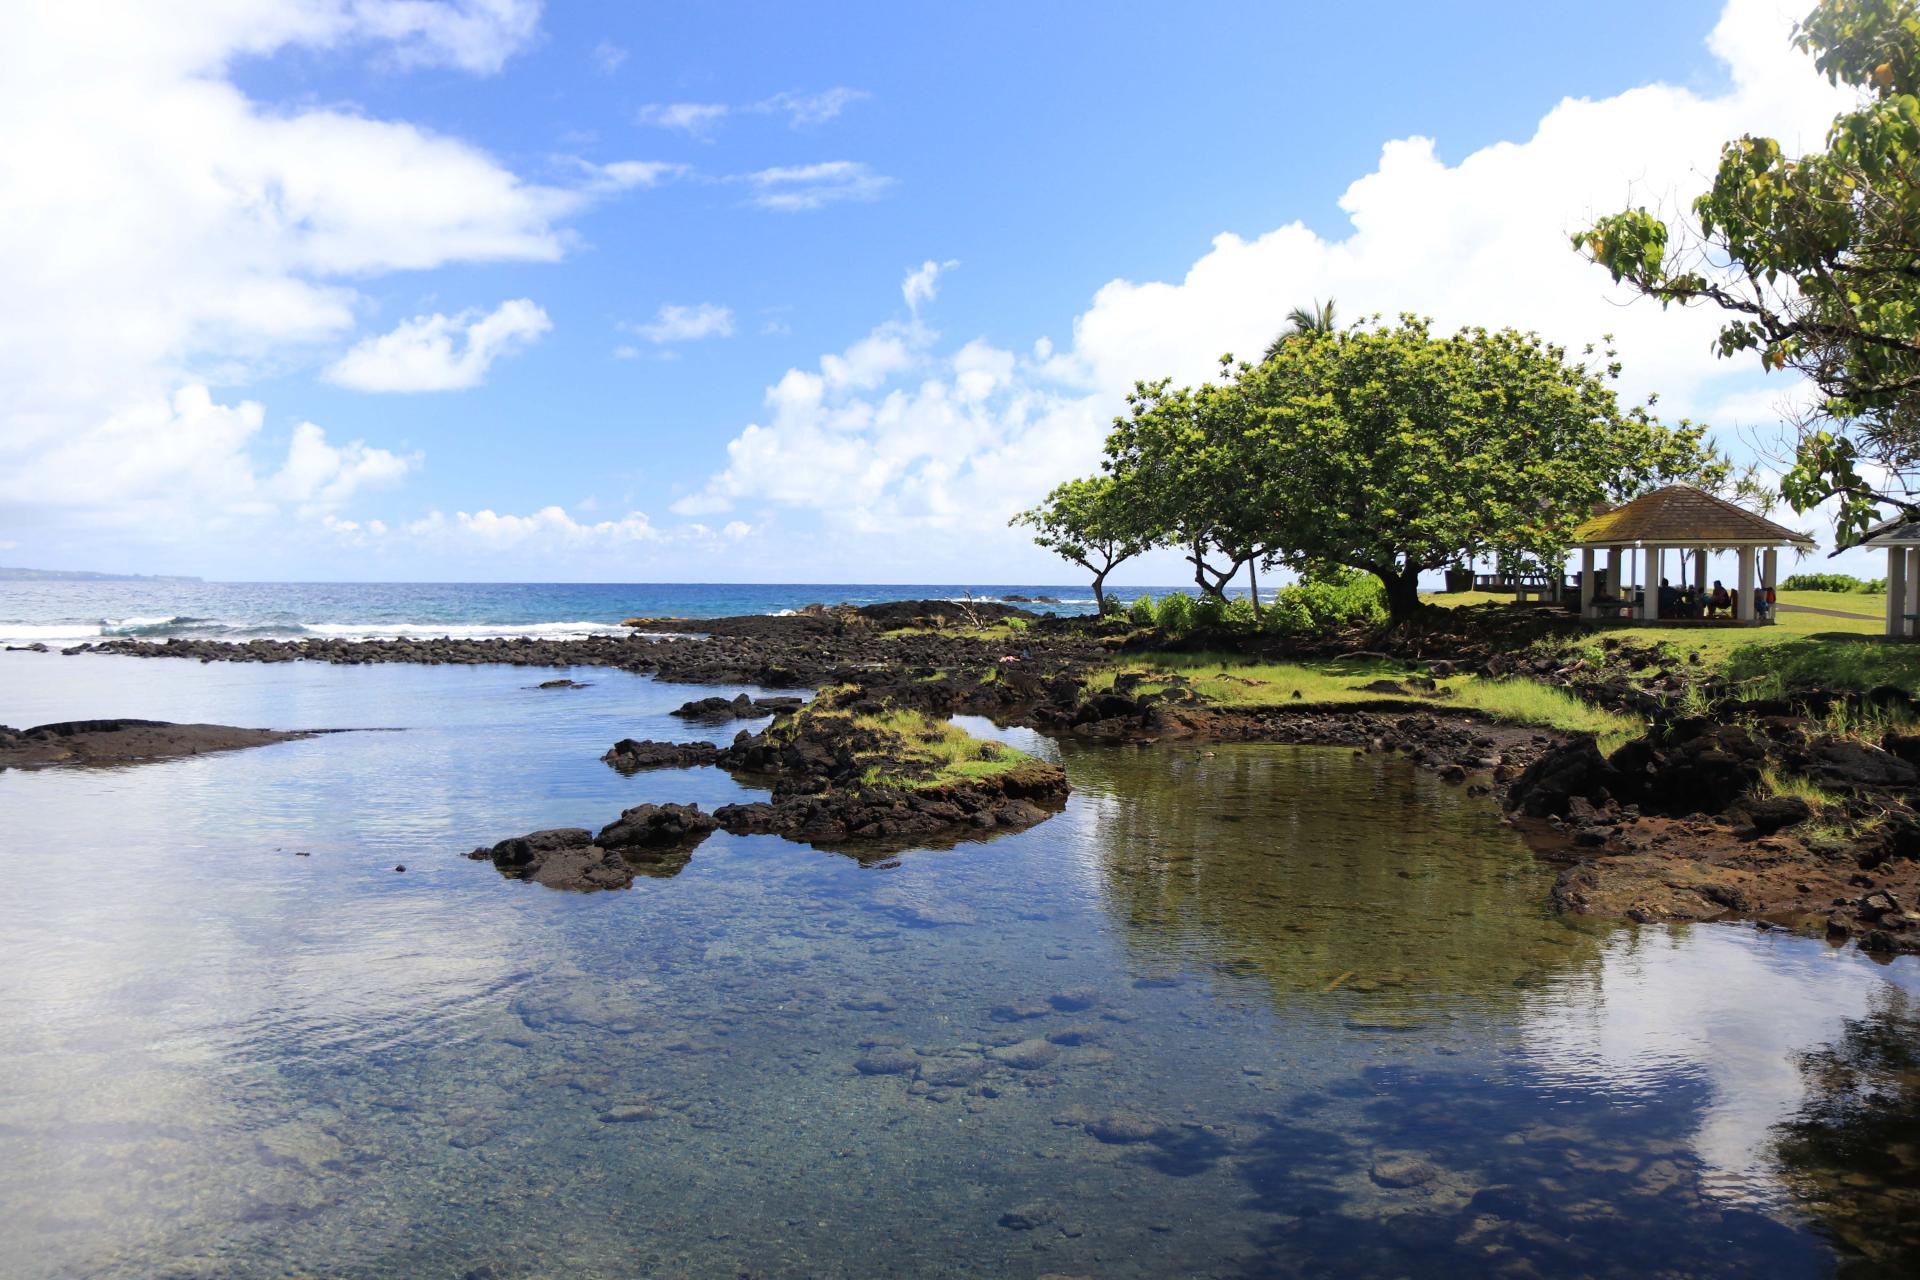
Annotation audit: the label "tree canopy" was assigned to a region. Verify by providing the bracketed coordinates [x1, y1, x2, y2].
[1578, 0, 1920, 541]
[1234, 317, 1717, 619]
[1082, 316, 1718, 623]
[1010, 475, 1153, 617]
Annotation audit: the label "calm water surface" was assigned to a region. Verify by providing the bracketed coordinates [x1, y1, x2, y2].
[1, 651, 1917, 1278]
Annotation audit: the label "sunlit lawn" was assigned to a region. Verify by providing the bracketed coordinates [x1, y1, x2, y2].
[1112, 652, 1642, 747]
[1774, 588, 1880, 617]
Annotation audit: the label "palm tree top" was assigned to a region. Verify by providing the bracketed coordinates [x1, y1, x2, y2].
[1263, 298, 1337, 362]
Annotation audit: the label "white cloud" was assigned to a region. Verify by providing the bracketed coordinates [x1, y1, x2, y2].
[271, 422, 416, 509]
[635, 87, 868, 137]
[0, 1, 618, 541]
[624, 302, 735, 344]
[903, 259, 959, 315]
[681, 0, 1854, 562]
[0, 385, 411, 531]
[739, 161, 894, 212]
[761, 87, 868, 127]
[455, 506, 663, 545]
[326, 298, 551, 392]
[635, 102, 731, 137]
[575, 158, 687, 192]
[345, 0, 542, 74]
[591, 39, 628, 74]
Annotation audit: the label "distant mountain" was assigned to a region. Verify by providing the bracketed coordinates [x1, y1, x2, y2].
[0, 566, 202, 583]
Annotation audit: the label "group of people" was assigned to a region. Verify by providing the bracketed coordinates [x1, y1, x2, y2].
[1655, 578, 1772, 620]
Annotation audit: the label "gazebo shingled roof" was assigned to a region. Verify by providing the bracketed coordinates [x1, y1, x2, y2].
[1572, 484, 1814, 547]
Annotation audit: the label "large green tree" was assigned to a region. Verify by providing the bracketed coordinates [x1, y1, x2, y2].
[1239, 317, 1717, 622]
[1579, 0, 1920, 540]
[1010, 475, 1154, 617]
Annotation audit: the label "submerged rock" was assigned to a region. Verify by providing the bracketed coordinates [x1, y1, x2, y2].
[986, 1038, 1057, 1070]
[1370, 1151, 1440, 1188]
[853, 1048, 918, 1076]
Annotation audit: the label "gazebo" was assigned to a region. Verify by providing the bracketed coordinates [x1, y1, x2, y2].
[1850, 514, 1920, 636]
[1568, 484, 1815, 624]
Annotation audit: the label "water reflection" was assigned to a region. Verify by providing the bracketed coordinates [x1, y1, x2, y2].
[1062, 739, 1609, 1008]
[1773, 987, 1920, 1276]
[1, 656, 1917, 1277]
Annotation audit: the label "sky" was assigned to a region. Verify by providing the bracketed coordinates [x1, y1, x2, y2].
[0, 0, 1883, 584]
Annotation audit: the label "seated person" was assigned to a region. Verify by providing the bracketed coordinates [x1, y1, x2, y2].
[1707, 580, 1732, 617]
[1657, 578, 1678, 618]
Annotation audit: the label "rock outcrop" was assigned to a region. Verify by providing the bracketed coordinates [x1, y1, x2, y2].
[467, 803, 718, 891]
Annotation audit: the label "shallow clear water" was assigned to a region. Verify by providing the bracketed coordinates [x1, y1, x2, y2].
[2, 652, 1918, 1278]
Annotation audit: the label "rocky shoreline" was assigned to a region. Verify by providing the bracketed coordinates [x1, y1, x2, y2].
[29, 601, 1920, 952]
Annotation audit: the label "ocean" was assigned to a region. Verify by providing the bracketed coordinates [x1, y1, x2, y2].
[0, 579, 1182, 646]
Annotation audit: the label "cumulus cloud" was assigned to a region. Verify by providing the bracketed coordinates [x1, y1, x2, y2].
[453, 506, 663, 545]
[623, 302, 736, 344]
[739, 161, 894, 212]
[0, 1, 614, 543]
[0, 385, 410, 530]
[271, 423, 416, 509]
[680, 0, 1853, 562]
[326, 299, 551, 392]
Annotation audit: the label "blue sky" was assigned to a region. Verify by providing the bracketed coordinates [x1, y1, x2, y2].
[0, 0, 1874, 583]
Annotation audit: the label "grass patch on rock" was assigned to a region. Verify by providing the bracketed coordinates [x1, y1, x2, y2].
[1109, 652, 1642, 747]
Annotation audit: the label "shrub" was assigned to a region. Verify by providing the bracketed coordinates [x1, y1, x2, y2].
[1192, 593, 1226, 630]
[1262, 570, 1387, 636]
[1005, 617, 1029, 633]
[1781, 572, 1884, 594]
[1127, 593, 1157, 625]
[1154, 592, 1195, 634]
[1223, 595, 1258, 627]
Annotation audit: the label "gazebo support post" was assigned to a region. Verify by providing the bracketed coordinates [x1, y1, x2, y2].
[1642, 545, 1662, 621]
[1737, 547, 1756, 622]
[1579, 548, 1595, 619]
[1606, 548, 1621, 601]
[1763, 548, 1778, 623]
[1890, 547, 1908, 637]
[1907, 549, 1920, 634]
[1694, 547, 1708, 593]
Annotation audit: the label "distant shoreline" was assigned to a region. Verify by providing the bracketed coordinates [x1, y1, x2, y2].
[0, 566, 201, 583]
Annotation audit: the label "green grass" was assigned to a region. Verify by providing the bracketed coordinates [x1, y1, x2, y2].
[1774, 589, 1882, 618]
[1116, 652, 1643, 748]
[1443, 679, 1641, 750]
[848, 708, 1033, 788]
[1721, 634, 1920, 700]
[1755, 765, 1845, 811]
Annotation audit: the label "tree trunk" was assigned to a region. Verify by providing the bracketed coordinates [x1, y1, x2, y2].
[1188, 538, 1240, 599]
[1091, 568, 1108, 618]
[1247, 560, 1262, 618]
[1378, 564, 1424, 623]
